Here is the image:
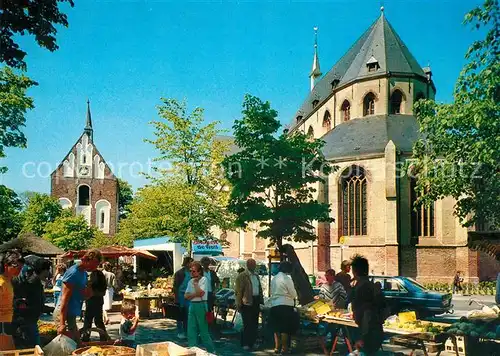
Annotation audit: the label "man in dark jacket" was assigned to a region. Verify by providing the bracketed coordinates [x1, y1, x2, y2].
[200, 257, 220, 312]
[12, 256, 51, 348]
[173, 256, 193, 339]
[350, 255, 385, 355]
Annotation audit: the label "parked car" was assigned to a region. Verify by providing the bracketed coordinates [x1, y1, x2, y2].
[371, 276, 453, 318]
[314, 276, 453, 318]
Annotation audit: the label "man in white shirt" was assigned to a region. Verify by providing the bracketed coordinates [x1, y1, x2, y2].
[235, 259, 264, 351]
[200, 257, 220, 312]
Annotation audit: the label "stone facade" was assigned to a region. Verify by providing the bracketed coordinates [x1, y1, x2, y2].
[220, 12, 499, 283]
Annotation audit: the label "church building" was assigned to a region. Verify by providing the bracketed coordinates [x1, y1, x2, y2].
[221, 10, 499, 283]
[51, 101, 119, 236]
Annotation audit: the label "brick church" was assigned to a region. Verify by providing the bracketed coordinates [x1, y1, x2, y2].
[51, 101, 119, 236]
[220, 10, 500, 283]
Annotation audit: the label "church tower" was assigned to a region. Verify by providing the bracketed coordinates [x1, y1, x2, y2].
[51, 101, 119, 236]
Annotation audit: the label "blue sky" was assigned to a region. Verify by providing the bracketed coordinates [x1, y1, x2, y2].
[1, 0, 484, 193]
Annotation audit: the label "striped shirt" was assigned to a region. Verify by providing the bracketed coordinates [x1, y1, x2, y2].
[319, 281, 347, 309]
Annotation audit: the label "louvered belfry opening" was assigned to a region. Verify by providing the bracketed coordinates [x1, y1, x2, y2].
[340, 166, 367, 237]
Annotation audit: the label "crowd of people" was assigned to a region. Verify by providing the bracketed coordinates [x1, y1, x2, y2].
[0, 248, 136, 351]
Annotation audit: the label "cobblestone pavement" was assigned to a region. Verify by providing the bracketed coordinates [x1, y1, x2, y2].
[41, 310, 455, 355]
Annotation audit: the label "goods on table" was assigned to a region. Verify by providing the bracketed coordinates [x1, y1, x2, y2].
[447, 317, 500, 340]
[38, 321, 57, 337]
[384, 319, 449, 334]
[324, 310, 352, 320]
[76, 346, 135, 356]
[466, 305, 500, 321]
[298, 299, 331, 320]
[152, 277, 173, 292]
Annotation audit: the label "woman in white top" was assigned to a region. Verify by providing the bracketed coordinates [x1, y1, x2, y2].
[269, 261, 298, 354]
[184, 261, 215, 353]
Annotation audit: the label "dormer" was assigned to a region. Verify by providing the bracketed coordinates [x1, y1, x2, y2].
[366, 56, 380, 72]
[423, 66, 432, 81]
[331, 79, 340, 90]
[296, 115, 303, 123]
[312, 99, 319, 109]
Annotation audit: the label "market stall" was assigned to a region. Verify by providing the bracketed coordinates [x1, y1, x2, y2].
[294, 300, 460, 355]
[121, 277, 174, 318]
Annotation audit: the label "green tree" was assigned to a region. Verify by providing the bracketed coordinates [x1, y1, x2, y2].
[21, 193, 62, 236]
[411, 0, 500, 227]
[0, 185, 23, 242]
[43, 210, 97, 251]
[116, 180, 214, 247]
[135, 98, 234, 247]
[223, 95, 335, 252]
[0, 67, 37, 172]
[0, 0, 74, 70]
[118, 178, 134, 219]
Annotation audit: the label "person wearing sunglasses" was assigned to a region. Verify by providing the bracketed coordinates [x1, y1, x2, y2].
[184, 261, 215, 353]
[0, 249, 24, 350]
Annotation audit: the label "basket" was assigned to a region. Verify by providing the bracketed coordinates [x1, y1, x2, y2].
[0, 346, 44, 356]
[72, 346, 135, 356]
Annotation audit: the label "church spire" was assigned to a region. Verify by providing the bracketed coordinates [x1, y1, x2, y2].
[310, 26, 322, 92]
[84, 99, 93, 141]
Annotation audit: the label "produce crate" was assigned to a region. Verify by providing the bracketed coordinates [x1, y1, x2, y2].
[136, 341, 196, 356]
[73, 346, 135, 356]
[0, 346, 44, 356]
[445, 335, 466, 355]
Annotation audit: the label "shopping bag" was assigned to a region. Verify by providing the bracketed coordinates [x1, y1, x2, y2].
[43, 334, 77, 356]
[233, 311, 243, 331]
[205, 311, 215, 324]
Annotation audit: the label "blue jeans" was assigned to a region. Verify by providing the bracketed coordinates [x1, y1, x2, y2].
[54, 291, 61, 307]
[176, 293, 190, 334]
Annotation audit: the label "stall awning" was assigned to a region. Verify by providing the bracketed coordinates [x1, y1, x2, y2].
[61, 245, 158, 261]
[0, 233, 63, 257]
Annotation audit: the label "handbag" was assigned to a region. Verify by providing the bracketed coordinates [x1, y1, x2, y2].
[205, 303, 215, 324]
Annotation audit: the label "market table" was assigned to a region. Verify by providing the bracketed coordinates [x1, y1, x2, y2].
[389, 332, 460, 356]
[123, 295, 169, 318]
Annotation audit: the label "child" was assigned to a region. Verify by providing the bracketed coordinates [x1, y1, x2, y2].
[116, 301, 139, 348]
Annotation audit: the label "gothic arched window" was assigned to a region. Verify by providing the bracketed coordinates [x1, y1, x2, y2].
[78, 185, 90, 206]
[341, 100, 350, 121]
[340, 166, 367, 236]
[363, 93, 376, 116]
[390, 90, 404, 114]
[410, 178, 434, 237]
[322, 111, 332, 131]
[307, 126, 314, 138]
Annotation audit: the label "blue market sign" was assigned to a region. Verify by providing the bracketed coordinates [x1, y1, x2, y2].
[192, 241, 223, 255]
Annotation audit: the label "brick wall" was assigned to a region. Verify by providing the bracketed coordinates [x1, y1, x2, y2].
[51, 171, 118, 235]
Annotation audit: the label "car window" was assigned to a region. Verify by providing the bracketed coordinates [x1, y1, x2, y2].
[406, 277, 427, 292]
[384, 278, 407, 292]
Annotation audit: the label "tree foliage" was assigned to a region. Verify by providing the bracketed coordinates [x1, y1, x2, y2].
[223, 95, 335, 250]
[21, 193, 62, 236]
[412, 0, 500, 227]
[0, 67, 37, 172]
[0, 0, 74, 70]
[0, 184, 22, 242]
[116, 181, 207, 247]
[121, 98, 234, 248]
[118, 178, 133, 220]
[43, 210, 98, 251]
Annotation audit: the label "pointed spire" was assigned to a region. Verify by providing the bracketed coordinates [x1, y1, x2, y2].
[84, 99, 93, 141]
[310, 26, 322, 92]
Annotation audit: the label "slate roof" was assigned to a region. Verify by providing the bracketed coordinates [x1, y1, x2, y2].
[291, 13, 426, 130]
[321, 114, 419, 160]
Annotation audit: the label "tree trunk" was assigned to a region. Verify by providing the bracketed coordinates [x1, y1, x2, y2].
[283, 244, 315, 305]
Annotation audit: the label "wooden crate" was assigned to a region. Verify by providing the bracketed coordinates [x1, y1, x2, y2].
[136, 342, 196, 356]
[0, 346, 44, 356]
[445, 335, 466, 356]
[73, 346, 135, 356]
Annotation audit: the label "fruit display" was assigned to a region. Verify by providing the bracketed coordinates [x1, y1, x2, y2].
[38, 321, 57, 336]
[80, 346, 134, 356]
[384, 320, 449, 334]
[447, 317, 500, 340]
[152, 277, 173, 291]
